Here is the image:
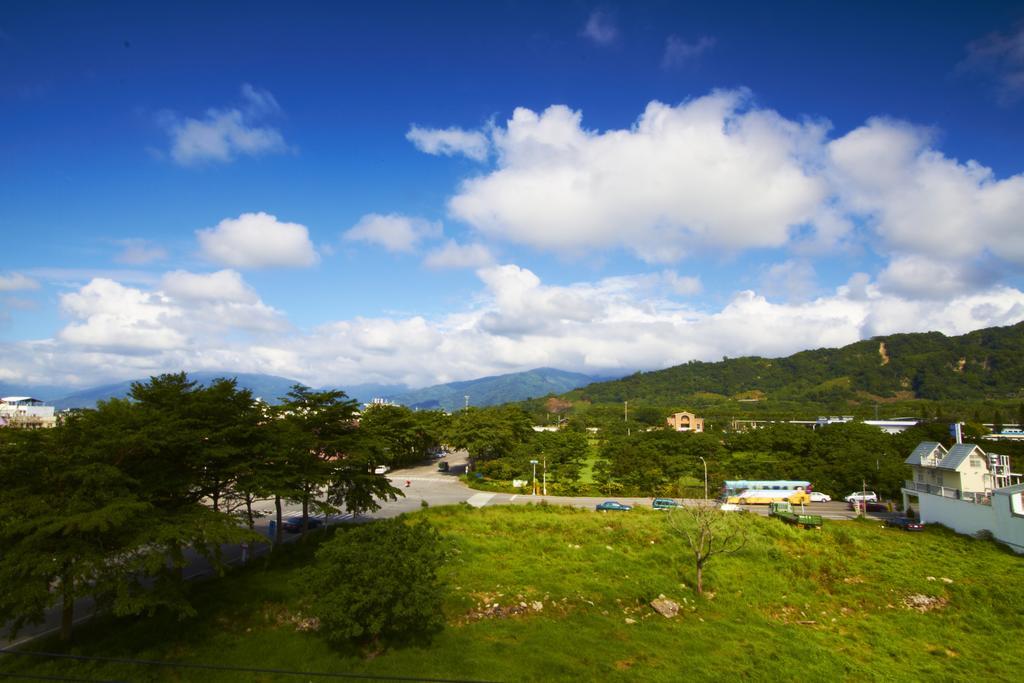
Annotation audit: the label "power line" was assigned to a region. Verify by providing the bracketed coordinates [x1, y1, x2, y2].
[0, 648, 496, 683]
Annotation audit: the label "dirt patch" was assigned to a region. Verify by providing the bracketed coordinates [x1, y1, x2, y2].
[878, 342, 890, 366]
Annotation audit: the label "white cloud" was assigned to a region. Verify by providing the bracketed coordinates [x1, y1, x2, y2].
[406, 125, 489, 161]
[662, 35, 715, 69]
[423, 240, 495, 269]
[58, 278, 185, 352]
[0, 273, 40, 291]
[114, 239, 167, 265]
[161, 269, 258, 303]
[162, 84, 289, 166]
[761, 260, 817, 301]
[876, 255, 1000, 301]
[956, 24, 1024, 104]
[7, 263, 1024, 390]
[828, 117, 1024, 265]
[197, 212, 319, 268]
[343, 213, 442, 253]
[581, 10, 618, 46]
[662, 272, 702, 296]
[448, 91, 831, 262]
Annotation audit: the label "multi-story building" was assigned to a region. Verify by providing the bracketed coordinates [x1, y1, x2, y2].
[0, 396, 57, 428]
[902, 441, 1024, 554]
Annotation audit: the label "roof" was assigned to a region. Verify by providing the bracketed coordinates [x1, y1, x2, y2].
[938, 443, 985, 471]
[905, 441, 945, 466]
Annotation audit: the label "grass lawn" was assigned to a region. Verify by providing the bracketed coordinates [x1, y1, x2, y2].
[3, 505, 1023, 681]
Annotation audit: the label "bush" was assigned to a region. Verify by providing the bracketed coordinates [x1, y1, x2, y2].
[305, 519, 447, 645]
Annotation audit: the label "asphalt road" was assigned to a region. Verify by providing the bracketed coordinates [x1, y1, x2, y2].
[3, 449, 869, 648]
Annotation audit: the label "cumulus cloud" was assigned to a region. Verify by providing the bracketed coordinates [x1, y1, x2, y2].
[197, 212, 319, 268]
[448, 91, 831, 262]
[406, 125, 489, 161]
[662, 35, 716, 69]
[114, 239, 167, 265]
[423, 240, 495, 269]
[581, 10, 618, 46]
[828, 117, 1024, 265]
[161, 269, 258, 303]
[343, 213, 442, 253]
[7, 262, 1024, 389]
[876, 255, 1001, 301]
[161, 84, 289, 165]
[0, 273, 40, 291]
[956, 24, 1024, 104]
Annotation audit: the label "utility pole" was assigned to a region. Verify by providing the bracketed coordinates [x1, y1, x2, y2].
[542, 455, 547, 496]
[530, 459, 539, 496]
[464, 395, 469, 411]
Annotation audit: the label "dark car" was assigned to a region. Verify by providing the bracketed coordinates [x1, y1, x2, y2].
[281, 516, 324, 533]
[596, 501, 632, 512]
[886, 517, 924, 531]
[652, 498, 679, 510]
[437, 461, 449, 472]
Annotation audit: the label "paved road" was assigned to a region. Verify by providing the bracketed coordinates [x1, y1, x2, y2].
[3, 450, 867, 648]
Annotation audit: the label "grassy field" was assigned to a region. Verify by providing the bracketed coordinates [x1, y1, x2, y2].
[3, 505, 1023, 682]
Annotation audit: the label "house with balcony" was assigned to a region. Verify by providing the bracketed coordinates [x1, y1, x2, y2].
[0, 396, 57, 428]
[666, 411, 704, 433]
[902, 441, 1024, 553]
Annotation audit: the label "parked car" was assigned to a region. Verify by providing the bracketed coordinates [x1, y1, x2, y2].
[373, 465, 390, 475]
[596, 501, 632, 512]
[437, 461, 449, 472]
[281, 516, 324, 533]
[719, 502, 742, 512]
[886, 517, 925, 531]
[844, 491, 878, 503]
[652, 498, 679, 510]
[808, 491, 832, 503]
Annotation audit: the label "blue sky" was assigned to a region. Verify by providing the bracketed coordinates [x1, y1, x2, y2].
[2, 1, 1024, 389]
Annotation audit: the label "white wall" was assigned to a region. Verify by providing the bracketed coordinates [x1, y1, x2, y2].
[916, 492, 1024, 554]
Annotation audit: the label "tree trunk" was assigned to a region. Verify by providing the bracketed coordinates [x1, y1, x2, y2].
[274, 494, 283, 546]
[211, 488, 220, 513]
[696, 562, 704, 596]
[245, 493, 255, 530]
[60, 581, 74, 642]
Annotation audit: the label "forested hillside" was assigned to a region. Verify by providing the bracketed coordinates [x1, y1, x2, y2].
[566, 322, 1024, 406]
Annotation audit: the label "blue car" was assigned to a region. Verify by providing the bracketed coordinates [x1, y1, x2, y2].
[652, 498, 679, 510]
[596, 501, 632, 512]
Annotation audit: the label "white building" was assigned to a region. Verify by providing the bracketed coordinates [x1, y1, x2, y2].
[902, 441, 1024, 554]
[0, 396, 57, 428]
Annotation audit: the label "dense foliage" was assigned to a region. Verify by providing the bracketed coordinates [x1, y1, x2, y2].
[306, 519, 447, 645]
[0, 372, 422, 641]
[563, 321, 1024, 406]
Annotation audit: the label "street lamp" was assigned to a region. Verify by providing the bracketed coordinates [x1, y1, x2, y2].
[530, 459, 539, 496]
[698, 456, 708, 500]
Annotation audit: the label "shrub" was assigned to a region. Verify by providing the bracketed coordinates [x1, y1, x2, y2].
[305, 519, 447, 645]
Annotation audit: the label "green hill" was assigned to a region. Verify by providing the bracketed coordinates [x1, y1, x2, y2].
[390, 367, 606, 411]
[566, 322, 1024, 406]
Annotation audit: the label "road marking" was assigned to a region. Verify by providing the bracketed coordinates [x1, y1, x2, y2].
[467, 493, 495, 508]
[510, 495, 518, 501]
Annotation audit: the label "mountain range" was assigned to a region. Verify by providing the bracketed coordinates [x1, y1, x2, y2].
[5, 368, 608, 411]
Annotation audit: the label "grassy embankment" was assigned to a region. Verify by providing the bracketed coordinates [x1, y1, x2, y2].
[3, 505, 1022, 682]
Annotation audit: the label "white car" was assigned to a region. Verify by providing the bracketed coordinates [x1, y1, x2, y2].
[844, 491, 878, 503]
[808, 491, 832, 503]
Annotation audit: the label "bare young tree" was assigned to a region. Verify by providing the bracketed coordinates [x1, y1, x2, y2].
[667, 502, 747, 596]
